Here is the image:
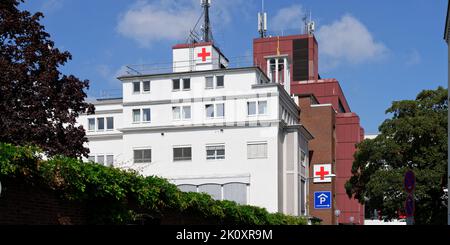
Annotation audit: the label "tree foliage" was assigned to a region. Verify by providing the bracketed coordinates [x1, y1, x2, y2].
[345, 87, 448, 224]
[0, 0, 94, 158]
[0, 142, 308, 225]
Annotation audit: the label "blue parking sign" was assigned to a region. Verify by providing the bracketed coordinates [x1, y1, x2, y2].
[314, 191, 332, 209]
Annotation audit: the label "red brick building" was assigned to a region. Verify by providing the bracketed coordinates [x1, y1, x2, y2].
[253, 34, 364, 225]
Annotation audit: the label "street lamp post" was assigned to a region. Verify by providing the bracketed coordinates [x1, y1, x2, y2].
[334, 209, 341, 225]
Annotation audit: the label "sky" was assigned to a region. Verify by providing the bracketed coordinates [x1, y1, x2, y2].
[20, 0, 448, 134]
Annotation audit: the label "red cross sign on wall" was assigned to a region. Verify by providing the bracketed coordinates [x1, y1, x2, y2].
[315, 167, 330, 180]
[197, 47, 211, 62]
[313, 164, 332, 183]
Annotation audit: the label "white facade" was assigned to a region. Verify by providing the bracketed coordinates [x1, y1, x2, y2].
[77, 43, 312, 216]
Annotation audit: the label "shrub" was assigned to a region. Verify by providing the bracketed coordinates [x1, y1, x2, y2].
[0, 143, 307, 225]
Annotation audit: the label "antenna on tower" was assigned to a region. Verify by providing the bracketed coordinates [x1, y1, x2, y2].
[200, 0, 212, 42]
[258, 0, 267, 38]
[303, 10, 315, 35]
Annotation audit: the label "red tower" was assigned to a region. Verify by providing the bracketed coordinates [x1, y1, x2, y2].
[253, 34, 365, 225]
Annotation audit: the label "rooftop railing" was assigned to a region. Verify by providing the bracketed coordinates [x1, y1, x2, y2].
[121, 55, 257, 77]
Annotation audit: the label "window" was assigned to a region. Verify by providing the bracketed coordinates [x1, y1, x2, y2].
[205, 104, 214, 118]
[133, 82, 140, 93]
[300, 150, 306, 167]
[88, 118, 95, 131]
[216, 103, 224, 117]
[206, 145, 225, 160]
[205, 77, 214, 89]
[106, 155, 114, 166]
[87, 155, 95, 162]
[183, 106, 191, 119]
[172, 106, 181, 120]
[172, 79, 180, 90]
[258, 101, 267, 115]
[182, 78, 190, 90]
[142, 108, 151, 122]
[248, 101, 267, 116]
[133, 109, 140, 123]
[143, 81, 150, 92]
[134, 149, 151, 163]
[205, 76, 224, 89]
[206, 104, 224, 118]
[338, 99, 346, 113]
[269, 59, 276, 81]
[247, 142, 268, 159]
[247, 102, 256, 116]
[97, 155, 105, 165]
[223, 183, 247, 204]
[173, 106, 191, 120]
[106, 117, 114, 130]
[198, 184, 221, 200]
[216, 76, 224, 87]
[300, 180, 306, 215]
[178, 184, 197, 193]
[173, 147, 192, 161]
[97, 118, 105, 131]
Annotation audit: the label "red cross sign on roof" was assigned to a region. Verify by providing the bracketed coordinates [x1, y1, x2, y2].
[197, 47, 211, 62]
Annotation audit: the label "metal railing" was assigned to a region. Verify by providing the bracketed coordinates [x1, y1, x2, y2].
[121, 55, 258, 77]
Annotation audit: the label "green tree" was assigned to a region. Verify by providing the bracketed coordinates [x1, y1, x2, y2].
[345, 87, 448, 225]
[0, 0, 94, 158]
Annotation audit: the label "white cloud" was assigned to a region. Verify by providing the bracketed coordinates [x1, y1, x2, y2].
[317, 14, 388, 69]
[117, 0, 198, 47]
[117, 0, 249, 48]
[405, 49, 421, 66]
[271, 4, 305, 33]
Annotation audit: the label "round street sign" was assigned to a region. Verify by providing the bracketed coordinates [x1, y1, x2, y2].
[405, 194, 415, 217]
[404, 170, 415, 193]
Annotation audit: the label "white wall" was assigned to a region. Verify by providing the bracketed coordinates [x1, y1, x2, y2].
[122, 126, 280, 212]
[77, 67, 308, 214]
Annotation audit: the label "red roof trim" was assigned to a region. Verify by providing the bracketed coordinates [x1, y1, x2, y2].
[172, 42, 214, 49]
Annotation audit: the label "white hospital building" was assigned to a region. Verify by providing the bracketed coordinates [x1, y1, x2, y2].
[77, 40, 313, 216]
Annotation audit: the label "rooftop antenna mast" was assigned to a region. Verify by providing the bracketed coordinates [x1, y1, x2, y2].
[258, 0, 267, 38]
[201, 0, 212, 42]
[303, 10, 315, 35]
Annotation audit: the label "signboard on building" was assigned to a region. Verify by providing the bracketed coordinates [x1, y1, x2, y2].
[314, 191, 332, 209]
[313, 164, 332, 183]
[196, 46, 212, 64]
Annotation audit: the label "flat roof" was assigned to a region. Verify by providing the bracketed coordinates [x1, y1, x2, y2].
[117, 66, 270, 82]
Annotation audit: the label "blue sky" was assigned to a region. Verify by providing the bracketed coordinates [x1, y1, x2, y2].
[21, 0, 448, 134]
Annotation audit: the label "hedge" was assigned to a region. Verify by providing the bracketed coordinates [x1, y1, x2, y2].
[0, 143, 308, 225]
